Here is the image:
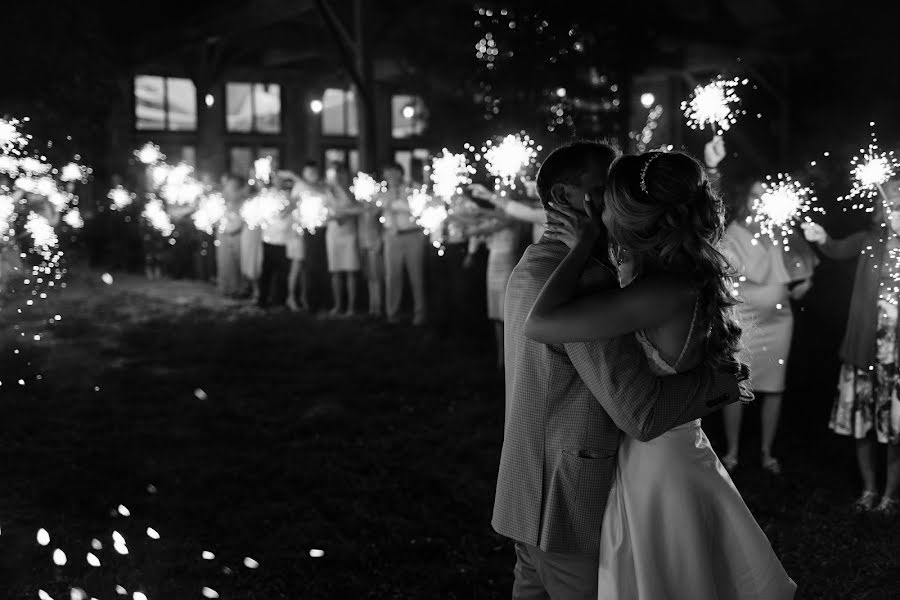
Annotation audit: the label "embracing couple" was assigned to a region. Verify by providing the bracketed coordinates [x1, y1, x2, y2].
[492, 141, 796, 599]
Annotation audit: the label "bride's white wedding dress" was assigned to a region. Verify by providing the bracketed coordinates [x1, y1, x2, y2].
[597, 311, 797, 599]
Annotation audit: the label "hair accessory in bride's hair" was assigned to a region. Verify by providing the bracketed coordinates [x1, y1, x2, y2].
[639, 152, 662, 195]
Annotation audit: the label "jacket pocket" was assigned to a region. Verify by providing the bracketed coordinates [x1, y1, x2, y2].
[543, 450, 616, 553]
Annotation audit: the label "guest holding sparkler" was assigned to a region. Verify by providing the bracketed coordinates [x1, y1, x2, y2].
[357, 186, 385, 318]
[240, 196, 264, 305]
[469, 180, 546, 244]
[216, 174, 247, 298]
[324, 163, 361, 317]
[285, 163, 320, 313]
[720, 176, 819, 475]
[256, 175, 294, 309]
[466, 213, 521, 370]
[380, 162, 427, 326]
[803, 190, 900, 516]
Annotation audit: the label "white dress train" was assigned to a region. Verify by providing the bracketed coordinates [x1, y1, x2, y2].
[597, 329, 796, 599]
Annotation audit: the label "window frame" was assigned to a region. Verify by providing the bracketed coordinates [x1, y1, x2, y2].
[225, 82, 283, 135]
[133, 75, 198, 133]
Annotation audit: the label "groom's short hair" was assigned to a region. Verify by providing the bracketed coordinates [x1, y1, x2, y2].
[536, 140, 619, 209]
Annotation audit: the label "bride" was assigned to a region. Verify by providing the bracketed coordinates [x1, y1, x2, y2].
[524, 150, 796, 599]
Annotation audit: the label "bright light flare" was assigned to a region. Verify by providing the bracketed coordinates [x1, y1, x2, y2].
[752, 174, 823, 250]
[25, 212, 58, 251]
[0, 194, 16, 223]
[192, 193, 227, 234]
[681, 77, 747, 134]
[63, 208, 84, 229]
[482, 133, 538, 188]
[254, 156, 273, 184]
[60, 162, 86, 183]
[430, 150, 475, 201]
[108, 186, 133, 209]
[0, 118, 25, 151]
[240, 188, 288, 230]
[295, 191, 328, 233]
[142, 198, 174, 236]
[351, 172, 384, 203]
[135, 142, 164, 165]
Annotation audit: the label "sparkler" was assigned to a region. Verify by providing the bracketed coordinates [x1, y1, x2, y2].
[407, 186, 448, 234]
[0, 118, 25, 152]
[142, 198, 175, 236]
[18, 157, 52, 176]
[25, 212, 58, 252]
[751, 174, 823, 250]
[192, 193, 227, 234]
[846, 124, 899, 208]
[240, 188, 288, 230]
[350, 172, 384, 203]
[108, 186, 134, 210]
[482, 133, 538, 189]
[60, 162, 85, 183]
[0, 194, 15, 224]
[430, 150, 475, 201]
[135, 142, 164, 165]
[0, 155, 18, 176]
[63, 208, 84, 229]
[681, 77, 747, 136]
[295, 191, 328, 233]
[253, 156, 273, 184]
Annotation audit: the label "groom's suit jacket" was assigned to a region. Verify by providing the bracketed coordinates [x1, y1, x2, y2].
[492, 239, 739, 554]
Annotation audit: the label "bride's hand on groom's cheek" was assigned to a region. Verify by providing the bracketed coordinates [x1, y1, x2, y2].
[545, 200, 601, 249]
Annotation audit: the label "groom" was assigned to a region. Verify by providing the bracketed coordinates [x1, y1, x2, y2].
[492, 140, 741, 599]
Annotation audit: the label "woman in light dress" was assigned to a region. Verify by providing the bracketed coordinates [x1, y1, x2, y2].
[324, 163, 362, 317]
[803, 198, 900, 516]
[526, 150, 796, 599]
[719, 178, 818, 474]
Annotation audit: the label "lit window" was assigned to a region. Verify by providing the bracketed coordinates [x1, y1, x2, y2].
[226, 83, 282, 133]
[394, 148, 430, 183]
[229, 147, 280, 178]
[135, 75, 197, 131]
[324, 148, 360, 173]
[391, 95, 427, 138]
[322, 89, 359, 136]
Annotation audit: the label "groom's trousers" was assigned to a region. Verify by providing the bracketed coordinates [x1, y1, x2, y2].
[512, 542, 598, 600]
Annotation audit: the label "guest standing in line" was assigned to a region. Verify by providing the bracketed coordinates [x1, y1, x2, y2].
[240, 187, 264, 305]
[324, 163, 362, 317]
[719, 178, 818, 475]
[358, 192, 385, 318]
[216, 174, 247, 298]
[803, 194, 900, 516]
[380, 163, 427, 326]
[256, 176, 293, 309]
[467, 214, 520, 370]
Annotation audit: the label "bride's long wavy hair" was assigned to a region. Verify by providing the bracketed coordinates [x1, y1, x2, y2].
[604, 151, 745, 379]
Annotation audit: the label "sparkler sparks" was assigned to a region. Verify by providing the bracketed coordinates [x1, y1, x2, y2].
[350, 172, 384, 203]
[752, 174, 823, 249]
[295, 191, 328, 233]
[142, 198, 174, 236]
[108, 186, 134, 210]
[0, 118, 25, 152]
[430, 150, 475, 201]
[681, 77, 747, 135]
[60, 162, 85, 183]
[482, 133, 538, 188]
[135, 142, 164, 165]
[851, 131, 898, 201]
[192, 193, 227, 234]
[25, 212, 58, 252]
[240, 188, 288, 230]
[253, 156, 273, 184]
[63, 208, 84, 229]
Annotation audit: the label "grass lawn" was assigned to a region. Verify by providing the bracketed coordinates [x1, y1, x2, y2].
[0, 267, 897, 599]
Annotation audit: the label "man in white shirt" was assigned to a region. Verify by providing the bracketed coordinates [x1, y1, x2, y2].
[256, 174, 295, 309]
